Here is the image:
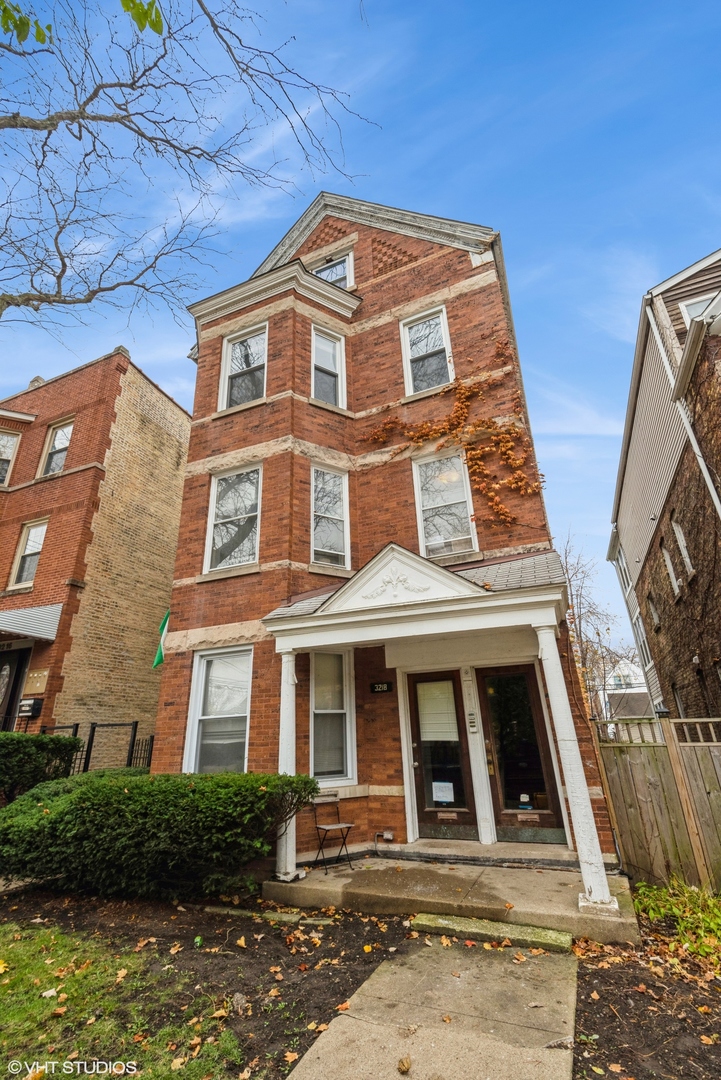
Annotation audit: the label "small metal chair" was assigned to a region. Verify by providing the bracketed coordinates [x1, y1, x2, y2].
[312, 793, 355, 873]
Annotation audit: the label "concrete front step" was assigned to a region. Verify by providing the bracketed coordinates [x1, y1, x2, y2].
[262, 857, 640, 945]
[411, 912, 572, 952]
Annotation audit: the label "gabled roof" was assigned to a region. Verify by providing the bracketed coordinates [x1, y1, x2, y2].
[252, 193, 496, 278]
[650, 246, 721, 296]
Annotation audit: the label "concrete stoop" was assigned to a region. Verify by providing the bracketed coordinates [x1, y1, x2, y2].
[263, 857, 640, 945]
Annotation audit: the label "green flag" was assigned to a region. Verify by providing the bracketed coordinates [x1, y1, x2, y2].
[153, 609, 170, 668]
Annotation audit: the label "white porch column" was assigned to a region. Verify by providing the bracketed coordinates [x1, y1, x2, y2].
[276, 650, 304, 882]
[535, 625, 618, 912]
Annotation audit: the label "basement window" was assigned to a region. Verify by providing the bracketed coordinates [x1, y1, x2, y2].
[206, 467, 261, 571]
[42, 421, 73, 476]
[0, 430, 19, 485]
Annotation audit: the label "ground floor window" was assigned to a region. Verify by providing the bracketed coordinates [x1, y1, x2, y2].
[311, 652, 354, 782]
[191, 649, 252, 773]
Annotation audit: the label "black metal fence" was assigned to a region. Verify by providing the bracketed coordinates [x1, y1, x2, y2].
[15, 720, 154, 774]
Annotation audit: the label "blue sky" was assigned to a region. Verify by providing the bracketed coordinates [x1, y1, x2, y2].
[3, 0, 721, 636]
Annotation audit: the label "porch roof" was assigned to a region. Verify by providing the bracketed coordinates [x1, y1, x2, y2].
[0, 603, 62, 641]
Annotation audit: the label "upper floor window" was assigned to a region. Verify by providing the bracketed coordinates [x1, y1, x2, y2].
[660, 538, 680, 597]
[414, 454, 476, 558]
[11, 520, 47, 587]
[647, 592, 661, 628]
[42, 421, 73, 476]
[616, 546, 632, 595]
[222, 327, 267, 409]
[312, 467, 349, 568]
[633, 613, 652, 669]
[312, 652, 354, 782]
[670, 513, 694, 577]
[401, 308, 453, 395]
[313, 253, 353, 290]
[312, 327, 346, 408]
[206, 467, 261, 572]
[679, 294, 717, 327]
[0, 430, 19, 485]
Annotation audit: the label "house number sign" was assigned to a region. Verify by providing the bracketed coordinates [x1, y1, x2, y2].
[370, 681, 393, 693]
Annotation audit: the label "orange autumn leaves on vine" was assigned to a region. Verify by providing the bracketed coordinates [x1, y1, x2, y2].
[367, 341, 542, 526]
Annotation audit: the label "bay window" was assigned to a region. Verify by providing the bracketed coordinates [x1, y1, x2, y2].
[207, 467, 261, 571]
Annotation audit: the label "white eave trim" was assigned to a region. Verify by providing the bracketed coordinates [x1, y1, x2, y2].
[649, 246, 721, 296]
[187, 259, 362, 325]
[672, 293, 721, 402]
[610, 294, 652, 524]
[0, 408, 36, 422]
[253, 192, 496, 278]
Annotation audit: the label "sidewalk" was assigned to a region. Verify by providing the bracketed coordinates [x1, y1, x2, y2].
[290, 937, 578, 1080]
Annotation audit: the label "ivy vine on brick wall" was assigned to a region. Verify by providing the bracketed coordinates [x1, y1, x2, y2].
[366, 339, 543, 526]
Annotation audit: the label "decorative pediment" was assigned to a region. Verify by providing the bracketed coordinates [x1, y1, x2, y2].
[320, 545, 482, 614]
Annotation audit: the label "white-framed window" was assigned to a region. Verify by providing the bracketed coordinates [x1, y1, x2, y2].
[311, 466, 350, 568]
[185, 648, 252, 773]
[0, 430, 20, 485]
[633, 613, 653, 669]
[647, 593, 661, 628]
[220, 324, 267, 410]
[413, 453, 477, 558]
[616, 546, 633, 595]
[204, 466, 261, 572]
[312, 252, 354, 290]
[311, 326, 346, 408]
[400, 307, 453, 396]
[670, 513, 694, 576]
[10, 520, 48, 587]
[672, 683, 686, 719]
[660, 539, 680, 596]
[311, 651, 356, 783]
[679, 294, 717, 327]
[41, 420, 73, 476]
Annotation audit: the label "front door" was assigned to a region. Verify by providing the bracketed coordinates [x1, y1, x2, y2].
[475, 665, 565, 843]
[0, 648, 29, 731]
[408, 671, 478, 840]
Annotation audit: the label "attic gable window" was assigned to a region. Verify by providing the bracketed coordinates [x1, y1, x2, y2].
[401, 308, 453, 395]
[222, 327, 267, 409]
[313, 253, 353, 290]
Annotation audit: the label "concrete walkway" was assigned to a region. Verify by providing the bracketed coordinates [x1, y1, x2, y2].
[264, 857, 640, 944]
[291, 938, 577, 1080]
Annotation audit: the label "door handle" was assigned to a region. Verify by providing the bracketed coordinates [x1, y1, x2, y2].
[413, 761, 419, 768]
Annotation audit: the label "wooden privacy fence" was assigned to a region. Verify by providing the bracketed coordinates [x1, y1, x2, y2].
[595, 717, 721, 890]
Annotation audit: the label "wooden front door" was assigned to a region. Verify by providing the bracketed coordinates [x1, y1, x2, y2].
[408, 671, 478, 841]
[475, 665, 566, 843]
[0, 649, 28, 731]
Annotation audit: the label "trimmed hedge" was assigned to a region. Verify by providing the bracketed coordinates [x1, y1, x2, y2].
[0, 731, 83, 804]
[0, 770, 318, 898]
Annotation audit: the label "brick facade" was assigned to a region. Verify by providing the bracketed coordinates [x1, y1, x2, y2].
[0, 351, 190, 763]
[155, 196, 613, 858]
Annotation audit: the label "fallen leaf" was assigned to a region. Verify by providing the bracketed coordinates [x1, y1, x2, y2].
[317, 1024, 328, 1031]
[407, 930, 419, 939]
[186, 1017, 200, 1026]
[307, 1021, 317, 1030]
[284, 1052, 298, 1063]
[500, 938, 512, 948]
[0, 960, 8, 974]
[505, 902, 514, 910]
[363, 945, 372, 953]
[169, 943, 183, 955]
[482, 942, 493, 950]
[591, 1069, 605, 1076]
[513, 953, 527, 964]
[465, 939, 477, 948]
[397, 1057, 411, 1075]
[238, 1070, 251, 1080]
[58, 993, 68, 1002]
[440, 936, 452, 948]
[698, 1005, 711, 1014]
[591, 991, 600, 1001]
[424, 937, 432, 947]
[189, 1037, 201, 1049]
[274, 973, 284, 981]
[700, 1035, 715, 1044]
[52, 1007, 68, 1016]
[529, 948, 547, 956]
[132, 1034, 147, 1044]
[451, 972, 460, 978]
[267, 988, 281, 998]
[86, 1017, 96, 1026]
[211, 1009, 228, 1018]
[116, 968, 128, 983]
[170, 1057, 186, 1070]
[236, 937, 247, 949]
[632, 984, 646, 993]
[298, 963, 309, 972]
[134, 939, 150, 952]
[442, 1014, 452, 1023]
[608, 1067, 623, 1074]
[269, 966, 281, 973]
[527, 1002, 544, 1008]
[336, 1001, 350, 1011]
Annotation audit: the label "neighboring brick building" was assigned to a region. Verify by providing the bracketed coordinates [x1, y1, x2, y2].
[609, 248, 721, 719]
[0, 350, 190, 764]
[155, 194, 618, 913]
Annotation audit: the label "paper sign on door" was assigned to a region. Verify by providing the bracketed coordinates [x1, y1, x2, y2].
[432, 781, 454, 804]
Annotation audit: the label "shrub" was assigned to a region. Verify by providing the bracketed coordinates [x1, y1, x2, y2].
[0, 770, 318, 898]
[0, 732, 83, 804]
[634, 877, 721, 959]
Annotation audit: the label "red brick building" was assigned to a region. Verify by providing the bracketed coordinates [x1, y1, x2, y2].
[0, 350, 190, 762]
[155, 194, 617, 912]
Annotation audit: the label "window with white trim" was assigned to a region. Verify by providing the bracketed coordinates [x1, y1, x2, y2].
[660, 538, 680, 596]
[616, 546, 632, 594]
[671, 513, 694, 576]
[633, 613, 652, 669]
[207, 467, 261, 571]
[194, 649, 251, 773]
[312, 327, 345, 408]
[313, 252, 353, 290]
[679, 294, 717, 327]
[672, 683, 686, 719]
[311, 652, 354, 781]
[12, 520, 47, 586]
[0, 430, 19, 485]
[222, 327, 267, 409]
[312, 467, 349, 567]
[400, 308, 453, 395]
[414, 454, 476, 558]
[42, 421, 73, 476]
[647, 592, 661, 628]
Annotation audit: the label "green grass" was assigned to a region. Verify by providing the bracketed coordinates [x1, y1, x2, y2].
[0, 922, 246, 1077]
[634, 877, 721, 961]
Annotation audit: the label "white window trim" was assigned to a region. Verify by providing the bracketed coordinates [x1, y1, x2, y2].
[412, 450, 479, 559]
[633, 613, 653, 670]
[308, 249, 355, 289]
[310, 463, 351, 570]
[218, 322, 268, 412]
[616, 546, 633, 595]
[399, 305, 454, 398]
[679, 293, 717, 328]
[183, 645, 253, 773]
[37, 416, 74, 479]
[670, 514, 694, 576]
[8, 517, 49, 590]
[0, 428, 21, 487]
[203, 464, 263, 575]
[311, 325, 347, 409]
[310, 649, 357, 787]
[660, 539, 680, 596]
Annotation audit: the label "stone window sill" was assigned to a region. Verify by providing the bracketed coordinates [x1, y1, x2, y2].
[308, 398, 352, 417]
[308, 563, 354, 578]
[430, 549, 479, 568]
[2, 584, 33, 597]
[401, 382, 452, 406]
[195, 563, 260, 583]
[207, 398, 266, 421]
